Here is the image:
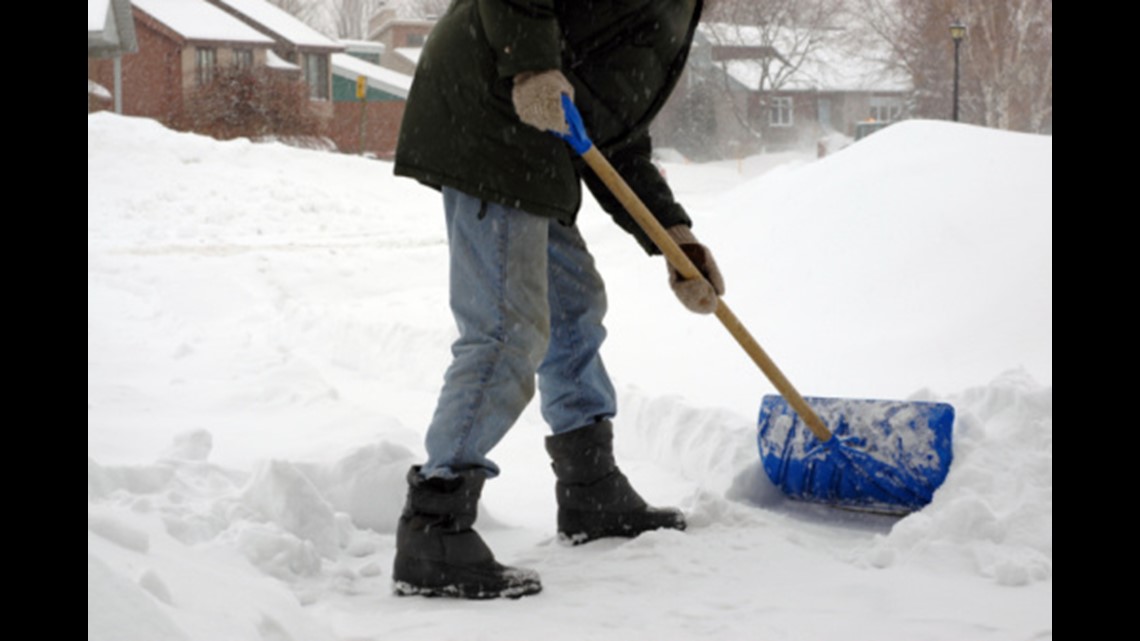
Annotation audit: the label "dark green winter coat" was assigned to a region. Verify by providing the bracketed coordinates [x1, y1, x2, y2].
[393, 0, 702, 254]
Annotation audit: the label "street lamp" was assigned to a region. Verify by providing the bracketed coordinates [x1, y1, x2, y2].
[949, 20, 967, 122]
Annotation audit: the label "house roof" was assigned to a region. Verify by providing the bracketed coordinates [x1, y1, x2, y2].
[698, 23, 771, 52]
[331, 53, 411, 98]
[720, 52, 909, 93]
[89, 0, 139, 57]
[267, 49, 299, 71]
[341, 39, 385, 55]
[211, 0, 343, 50]
[785, 44, 909, 92]
[133, 0, 274, 45]
[698, 22, 909, 93]
[89, 78, 113, 100]
[393, 47, 421, 66]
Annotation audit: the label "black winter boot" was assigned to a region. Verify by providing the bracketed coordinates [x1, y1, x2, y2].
[545, 421, 686, 545]
[392, 466, 542, 599]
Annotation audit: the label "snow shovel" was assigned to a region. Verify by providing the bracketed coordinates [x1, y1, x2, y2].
[556, 95, 954, 514]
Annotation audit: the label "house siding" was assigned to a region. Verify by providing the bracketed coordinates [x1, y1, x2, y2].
[89, 20, 182, 120]
[89, 20, 282, 123]
[331, 75, 404, 102]
[370, 22, 432, 75]
[203, 0, 341, 104]
[651, 27, 911, 157]
[89, 6, 342, 136]
[752, 91, 909, 149]
[327, 101, 406, 158]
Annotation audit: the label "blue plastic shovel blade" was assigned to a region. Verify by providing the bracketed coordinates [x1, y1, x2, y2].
[757, 395, 955, 514]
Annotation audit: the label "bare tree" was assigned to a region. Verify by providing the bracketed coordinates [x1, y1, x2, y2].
[264, 0, 336, 36]
[328, 0, 386, 39]
[701, 0, 850, 140]
[854, 0, 943, 118]
[410, 0, 451, 18]
[856, 0, 1052, 133]
[961, 0, 1052, 131]
[265, 0, 322, 24]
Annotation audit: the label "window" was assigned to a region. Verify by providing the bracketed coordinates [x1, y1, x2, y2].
[769, 96, 793, 127]
[817, 98, 832, 129]
[406, 33, 425, 46]
[869, 96, 904, 122]
[303, 53, 329, 100]
[234, 49, 253, 70]
[197, 47, 216, 85]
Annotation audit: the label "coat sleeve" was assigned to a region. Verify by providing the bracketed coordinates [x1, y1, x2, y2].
[580, 133, 693, 255]
[477, 0, 563, 78]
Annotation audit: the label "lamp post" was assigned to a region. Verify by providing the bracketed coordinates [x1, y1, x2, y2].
[949, 20, 967, 122]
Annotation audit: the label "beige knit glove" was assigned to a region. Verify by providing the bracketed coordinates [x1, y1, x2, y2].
[512, 70, 574, 134]
[665, 225, 725, 314]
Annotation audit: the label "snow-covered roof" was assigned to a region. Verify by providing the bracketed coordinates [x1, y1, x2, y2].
[212, 0, 342, 50]
[89, 79, 113, 100]
[698, 22, 909, 93]
[331, 53, 411, 98]
[698, 22, 767, 48]
[787, 45, 908, 92]
[340, 39, 385, 55]
[393, 47, 421, 65]
[267, 49, 299, 71]
[134, 0, 274, 45]
[722, 53, 909, 93]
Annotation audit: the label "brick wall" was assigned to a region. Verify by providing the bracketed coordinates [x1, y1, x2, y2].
[88, 21, 183, 121]
[328, 101, 406, 158]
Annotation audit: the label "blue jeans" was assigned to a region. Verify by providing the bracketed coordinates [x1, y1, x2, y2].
[421, 188, 617, 479]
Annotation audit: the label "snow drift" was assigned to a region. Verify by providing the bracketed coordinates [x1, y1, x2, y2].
[89, 113, 1051, 640]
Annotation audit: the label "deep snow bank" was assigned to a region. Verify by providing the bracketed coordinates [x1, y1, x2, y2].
[635, 120, 1052, 409]
[89, 112, 1050, 640]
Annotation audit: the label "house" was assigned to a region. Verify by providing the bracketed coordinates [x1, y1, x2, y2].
[328, 50, 412, 157]
[88, 0, 139, 112]
[206, 0, 345, 114]
[341, 39, 384, 66]
[308, 3, 435, 157]
[652, 23, 910, 158]
[88, 0, 277, 123]
[725, 27, 910, 149]
[88, 0, 350, 139]
[366, 4, 434, 75]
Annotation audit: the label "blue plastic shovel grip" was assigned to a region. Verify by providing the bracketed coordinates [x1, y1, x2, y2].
[556, 94, 593, 154]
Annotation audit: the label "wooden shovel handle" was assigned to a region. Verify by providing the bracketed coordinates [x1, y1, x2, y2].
[580, 146, 834, 442]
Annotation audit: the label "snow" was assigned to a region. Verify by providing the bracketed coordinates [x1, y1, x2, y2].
[213, 0, 343, 49]
[134, 0, 274, 45]
[393, 46, 422, 65]
[266, 49, 299, 71]
[700, 22, 909, 92]
[721, 48, 909, 93]
[88, 112, 1051, 640]
[340, 39, 385, 55]
[89, 79, 113, 100]
[788, 44, 910, 92]
[331, 53, 412, 97]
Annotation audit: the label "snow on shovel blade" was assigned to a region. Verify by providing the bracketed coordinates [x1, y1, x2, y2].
[757, 395, 954, 514]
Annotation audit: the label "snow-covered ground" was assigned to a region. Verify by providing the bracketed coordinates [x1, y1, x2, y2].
[88, 113, 1052, 641]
